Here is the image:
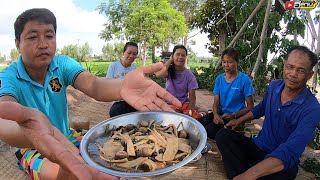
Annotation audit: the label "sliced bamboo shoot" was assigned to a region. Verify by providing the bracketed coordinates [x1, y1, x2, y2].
[163, 137, 179, 161]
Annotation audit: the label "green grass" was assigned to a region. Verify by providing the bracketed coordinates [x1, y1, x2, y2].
[188, 62, 210, 68]
[81, 62, 111, 77]
[0, 61, 210, 76]
[80, 61, 156, 77]
[81, 61, 210, 77]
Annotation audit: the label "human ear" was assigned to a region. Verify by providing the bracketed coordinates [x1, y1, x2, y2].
[307, 70, 314, 80]
[15, 39, 21, 54]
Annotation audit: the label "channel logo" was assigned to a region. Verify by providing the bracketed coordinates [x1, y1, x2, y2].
[285, 1, 318, 9]
[285, 1, 295, 9]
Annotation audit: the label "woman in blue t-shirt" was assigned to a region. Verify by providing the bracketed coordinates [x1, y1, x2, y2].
[198, 48, 254, 139]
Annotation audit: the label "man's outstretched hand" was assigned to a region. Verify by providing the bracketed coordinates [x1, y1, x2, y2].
[121, 62, 181, 111]
[0, 101, 118, 180]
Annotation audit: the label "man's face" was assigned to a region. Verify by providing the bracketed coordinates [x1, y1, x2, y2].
[15, 21, 56, 70]
[283, 50, 313, 91]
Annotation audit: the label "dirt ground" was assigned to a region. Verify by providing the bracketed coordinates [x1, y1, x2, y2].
[0, 87, 317, 179]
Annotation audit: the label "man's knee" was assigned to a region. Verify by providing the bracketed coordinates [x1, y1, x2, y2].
[109, 102, 123, 117]
[215, 128, 232, 144]
[109, 101, 136, 117]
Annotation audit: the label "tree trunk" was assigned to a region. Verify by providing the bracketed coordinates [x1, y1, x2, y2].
[306, 11, 318, 39]
[251, 0, 272, 79]
[142, 44, 147, 66]
[274, 0, 289, 17]
[218, 26, 227, 53]
[184, 34, 188, 66]
[164, 41, 170, 52]
[294, 10, 298, 45]
[151, 45, 156, 63]
[215, 0, 266, 70]
[312, 17, 320, 93]
[183, 35, 188, 47]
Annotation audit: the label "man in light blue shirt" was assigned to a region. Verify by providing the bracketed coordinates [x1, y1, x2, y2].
[217, 45, 320, 179]
[0, 8, 180, 180]
[0, 55, 85, 137]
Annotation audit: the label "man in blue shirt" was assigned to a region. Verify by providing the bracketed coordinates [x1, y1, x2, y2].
[0, 8, 181, 180]
[216, 45, 320, 179]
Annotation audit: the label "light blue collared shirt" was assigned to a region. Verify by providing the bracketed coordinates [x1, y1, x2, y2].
[0, 55, 85, 136]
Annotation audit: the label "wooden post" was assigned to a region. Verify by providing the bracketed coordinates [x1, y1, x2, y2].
[312, 15, 320, 94]
[251, 0, 272, 79]
[294, 10, 298, 45]
[306, 11, 318, 39]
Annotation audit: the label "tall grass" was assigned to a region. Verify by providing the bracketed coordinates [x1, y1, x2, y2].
[82, 61, 209, 77]
[0, 61, 210, 76]
[81, 62, 111, 77]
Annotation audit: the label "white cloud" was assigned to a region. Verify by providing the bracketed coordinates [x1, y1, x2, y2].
[0, 0, 108, 56]
[0, 0, 212, 58]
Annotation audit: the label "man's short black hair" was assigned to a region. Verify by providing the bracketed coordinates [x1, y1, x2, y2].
[286, 45, 318, 68]
[14, 8, 57, 41]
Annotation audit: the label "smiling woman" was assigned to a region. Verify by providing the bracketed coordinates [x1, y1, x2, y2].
[155, 45, 199, 112]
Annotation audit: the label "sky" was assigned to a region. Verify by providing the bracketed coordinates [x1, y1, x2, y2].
[0, 0, 212, 59]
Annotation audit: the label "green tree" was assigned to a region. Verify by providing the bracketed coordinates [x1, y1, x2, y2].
[185, 47, 200, 63]
[169, 0, 204, 46]
[101, 42, 125, 62]
[59, 42, 92, 62]
[10, 48, 19, 61]
[192, 0, 305, 95]
[0, 53, 5, 63]
[60, 44, 78, 59]
[97, 0, 188, 65]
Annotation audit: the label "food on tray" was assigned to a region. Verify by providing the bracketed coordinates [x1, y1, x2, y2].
[91, 120, 193, 172]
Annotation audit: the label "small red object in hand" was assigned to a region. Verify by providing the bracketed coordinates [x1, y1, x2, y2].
[171, 103, 204, 119]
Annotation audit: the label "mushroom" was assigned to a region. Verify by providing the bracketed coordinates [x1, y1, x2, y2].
[140, 120, 149, 127]
[139, 159, 158, 172]
[126, 124, 136, 131]
[138, 127, 148, 133]
[178, 130, 188, 139]
[140, 147, 153, 157]
[114, 151, 129, 160]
